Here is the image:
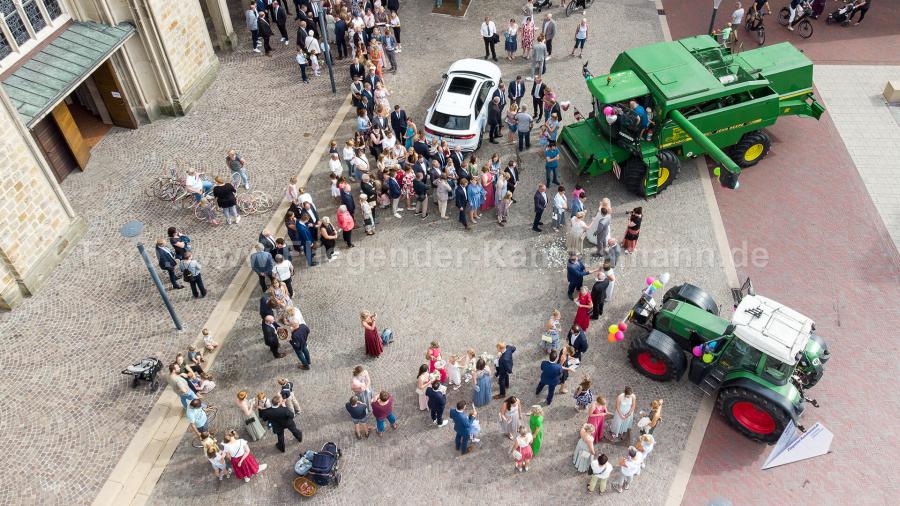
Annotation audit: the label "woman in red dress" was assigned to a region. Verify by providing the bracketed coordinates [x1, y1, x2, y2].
[574, 286, 593, 331]
[222, 430, 267, 483]
[479, 165, 495, 212]
[361, 310, 383, 357]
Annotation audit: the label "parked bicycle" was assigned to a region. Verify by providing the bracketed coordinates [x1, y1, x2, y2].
[778, 0, 814, 39]
[237, 190, 273, 216]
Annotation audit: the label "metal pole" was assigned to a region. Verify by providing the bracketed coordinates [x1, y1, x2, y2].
[136, 242, 183, 330]
[316, 3, 337, 93]
[708, 7, 719, 35]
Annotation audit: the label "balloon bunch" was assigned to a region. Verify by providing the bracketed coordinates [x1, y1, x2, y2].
[691, 339, 720, 364]
[607, 321, 628, 343]
[643, 272, 671, 296]
[603, 105, 618, 125]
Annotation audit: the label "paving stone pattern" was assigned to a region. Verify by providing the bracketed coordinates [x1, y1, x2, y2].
[150, 1, 736, 504]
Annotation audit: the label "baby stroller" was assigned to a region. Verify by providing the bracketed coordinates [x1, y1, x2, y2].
[826, 0, 855, 25]
[121, 357, 162, 391]
[307, 442, 342, 487]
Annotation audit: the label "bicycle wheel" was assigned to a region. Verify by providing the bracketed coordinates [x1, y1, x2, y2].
[231, 172, 242, 188]
[237, 193, 256, 215]
[797, 19, 813, 38]
[254, 191, 273, 213]
[778, 7, 790, 26]
[566, 1, 576, 17]
[757, 26, 766, 45]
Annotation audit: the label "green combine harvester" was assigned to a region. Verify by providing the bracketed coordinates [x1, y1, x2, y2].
[559, 35, 825, 196]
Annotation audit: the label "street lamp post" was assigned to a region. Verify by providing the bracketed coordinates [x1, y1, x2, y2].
[120, 220, 183, 330]
[708, 0, 724, 35]
[312, 0, 337, 94]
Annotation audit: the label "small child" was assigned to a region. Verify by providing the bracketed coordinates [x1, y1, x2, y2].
[446, 355, 462, 390]
[187, 346, 205, 371]
[201, 328, 218, 352]
[207, 446, 232, 481]
[197, 198, 219, 226]
[497, 191, 512, 226]
[328, 140, 338, 156]
[468, 410, 481, 444]
[329, 152, 343, 179]
[192, 372, 216, 394]
[329, 173, 340, 201]
[278, 378, 302, 414]
[310, 51, 321, 76]
[377, 188, 391, 208]
[463, 348, 477, 383]
[360, 194, 375, 235]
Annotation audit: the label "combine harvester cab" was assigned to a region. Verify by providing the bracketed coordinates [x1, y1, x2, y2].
[560, 35, 825, 197]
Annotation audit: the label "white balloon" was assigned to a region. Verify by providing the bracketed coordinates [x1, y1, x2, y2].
[605, 114, 617, 125]
[660, 272, 671, 284]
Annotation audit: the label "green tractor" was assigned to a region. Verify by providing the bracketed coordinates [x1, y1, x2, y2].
[626, 278, 829, 443]
[559, 35, 825, 196]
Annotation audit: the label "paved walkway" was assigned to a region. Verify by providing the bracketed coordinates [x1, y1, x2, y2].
[814, 65, 900, 249]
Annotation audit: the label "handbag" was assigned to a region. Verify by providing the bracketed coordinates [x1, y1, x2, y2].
[490, 33, 500, 44]
[541, 333, 554, 343]
[512, 450, 522, 461]
[182, 266, 194, 282]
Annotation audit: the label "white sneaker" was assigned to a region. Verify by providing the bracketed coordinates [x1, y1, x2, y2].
[226, 218, 232, 225]
[432, 419, 437, 425]
[394, 213, 402, 218]
[284, 40, 289, 45]
[546, 55, 552, 60]
[333, 251, 341, 256]
[253, 48, 261, 53]
[218, 475, 223, 481]
[258, 464, 268, 472]
[472, 438, 481, 443]
[439, 420, 449, 427]
[526, 76, 534, 81]
[235, 215, 241, 224]
[244, 477, 251, 483]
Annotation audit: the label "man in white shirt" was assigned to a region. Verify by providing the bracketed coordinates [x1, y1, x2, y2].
[614, 446, 641, 492]
[273, 253, 295, 297]
[480, 16, 497, 61]
[185, 169, 213, 202]
[589, 453, 614, 493]
[731, 1, 745, 25]
[552, 185, 567, 231]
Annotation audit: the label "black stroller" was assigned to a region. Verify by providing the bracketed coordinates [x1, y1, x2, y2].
[826, 0, 855, 25]
[307, 442, 342, 487]
[121, 357, 162, 391]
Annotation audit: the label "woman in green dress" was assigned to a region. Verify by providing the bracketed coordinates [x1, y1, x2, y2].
[529, 405, 545, 456]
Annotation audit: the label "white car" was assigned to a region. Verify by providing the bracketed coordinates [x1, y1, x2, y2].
[423, 59, 502, 152]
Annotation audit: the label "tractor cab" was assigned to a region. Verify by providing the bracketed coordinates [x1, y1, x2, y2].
[586, 70, 656, 151]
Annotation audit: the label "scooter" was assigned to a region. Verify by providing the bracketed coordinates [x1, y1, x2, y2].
[533, 0, 552, 13]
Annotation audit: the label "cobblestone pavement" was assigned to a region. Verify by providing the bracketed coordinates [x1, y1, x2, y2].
[0, 0, 344, 503]
[150, 1, 737, 504]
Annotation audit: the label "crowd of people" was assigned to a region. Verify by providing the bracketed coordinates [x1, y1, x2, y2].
[153, 0, 675, 494]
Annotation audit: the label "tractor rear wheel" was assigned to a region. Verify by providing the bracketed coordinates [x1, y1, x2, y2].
[628, 334, 682, 382]
[621, 156, 648, 196]
[718, 387, 791, 443]
[654, 150, 681, 194]
[729, 131, 771, 168]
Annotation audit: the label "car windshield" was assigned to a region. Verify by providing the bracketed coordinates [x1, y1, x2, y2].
[430, 111, 471, 130]
[447, 77, 477, 95]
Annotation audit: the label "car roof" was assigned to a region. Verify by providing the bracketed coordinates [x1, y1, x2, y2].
[435, 93, 475, 116]
[731, 294, 813, 365]
[447, 58, 502, 82]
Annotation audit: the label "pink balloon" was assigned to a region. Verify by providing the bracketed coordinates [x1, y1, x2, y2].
[692, 345, 703, 357]
[618, 322, 628, 332]
[646, 277, 654, 286]
[615, 331, 624, 341]
[603, 106, 614, 116]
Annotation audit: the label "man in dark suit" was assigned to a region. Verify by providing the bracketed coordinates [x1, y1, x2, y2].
[456, 159, 471, 182]
[257, 10, 273, 56]
[349, 58, 365, 80]
[258, 394, 303, 452]
[425, 380, 449, 426]
[273, 1, 289, 43]
[450, 145, 465, 172]
[455, 178, 470, 230]
[364, 69, 381, 93]
[567, 254, 594, 299]
[259, 230, 277, 254]
[590, 273, 611, 319]
[289, 323, 311, 369]
[295, 213, 317, 267]
[340, 185, 356, 220]
[334, 15, 347, 59]
[535, 351, 565, 405]
[361, 82, 375, 117]
[494, 342, 517, 399]
[568, 324, 588, 359]
[508, 75, 525, 106]
[259, 294, 275, 319]
[155, 240, 184, 289]
[390, 105, 408, 141]
[487, 96, 502, 144]
[262, 315, 286, 358]
[433, 145, 447, 170]
[533, 183, 547, 232]
[450, 401, 475, 454]
[531, 75, 546, 122]
[273, 237, 292, 263]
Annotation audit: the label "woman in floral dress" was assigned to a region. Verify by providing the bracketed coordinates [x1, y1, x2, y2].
[400, 166, 415, 210]
[521, 16, 535, 60]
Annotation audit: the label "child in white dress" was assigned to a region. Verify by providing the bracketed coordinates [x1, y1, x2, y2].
[207, 447, 232, 481]
[446, 355, 462, 390]
[202, 328, 218, 352]
[329, 152, 343, 178]
[463, 348, 477, 383]
[329, 173, 340, 201]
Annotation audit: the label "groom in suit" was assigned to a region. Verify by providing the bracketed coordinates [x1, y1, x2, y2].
[455, 178, 470, 230]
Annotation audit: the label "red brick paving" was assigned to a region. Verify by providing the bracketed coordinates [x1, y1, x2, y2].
[662, 1, 900, 504]
[662, 0, 900, 65]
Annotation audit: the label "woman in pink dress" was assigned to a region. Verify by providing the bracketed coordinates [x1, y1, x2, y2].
[574, 285, 593, 331]
[479, 165, 495, 212]
[521, 16, 535, 60]
[586, 397, 612, 443]
[426, 340, 447, 383]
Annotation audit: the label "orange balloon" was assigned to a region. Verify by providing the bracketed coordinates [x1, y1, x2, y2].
[608, 333, 617, 343]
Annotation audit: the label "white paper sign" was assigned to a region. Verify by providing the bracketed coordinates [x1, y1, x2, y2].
[762, 420, 833, 470]
[111, 91, 121, 98]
